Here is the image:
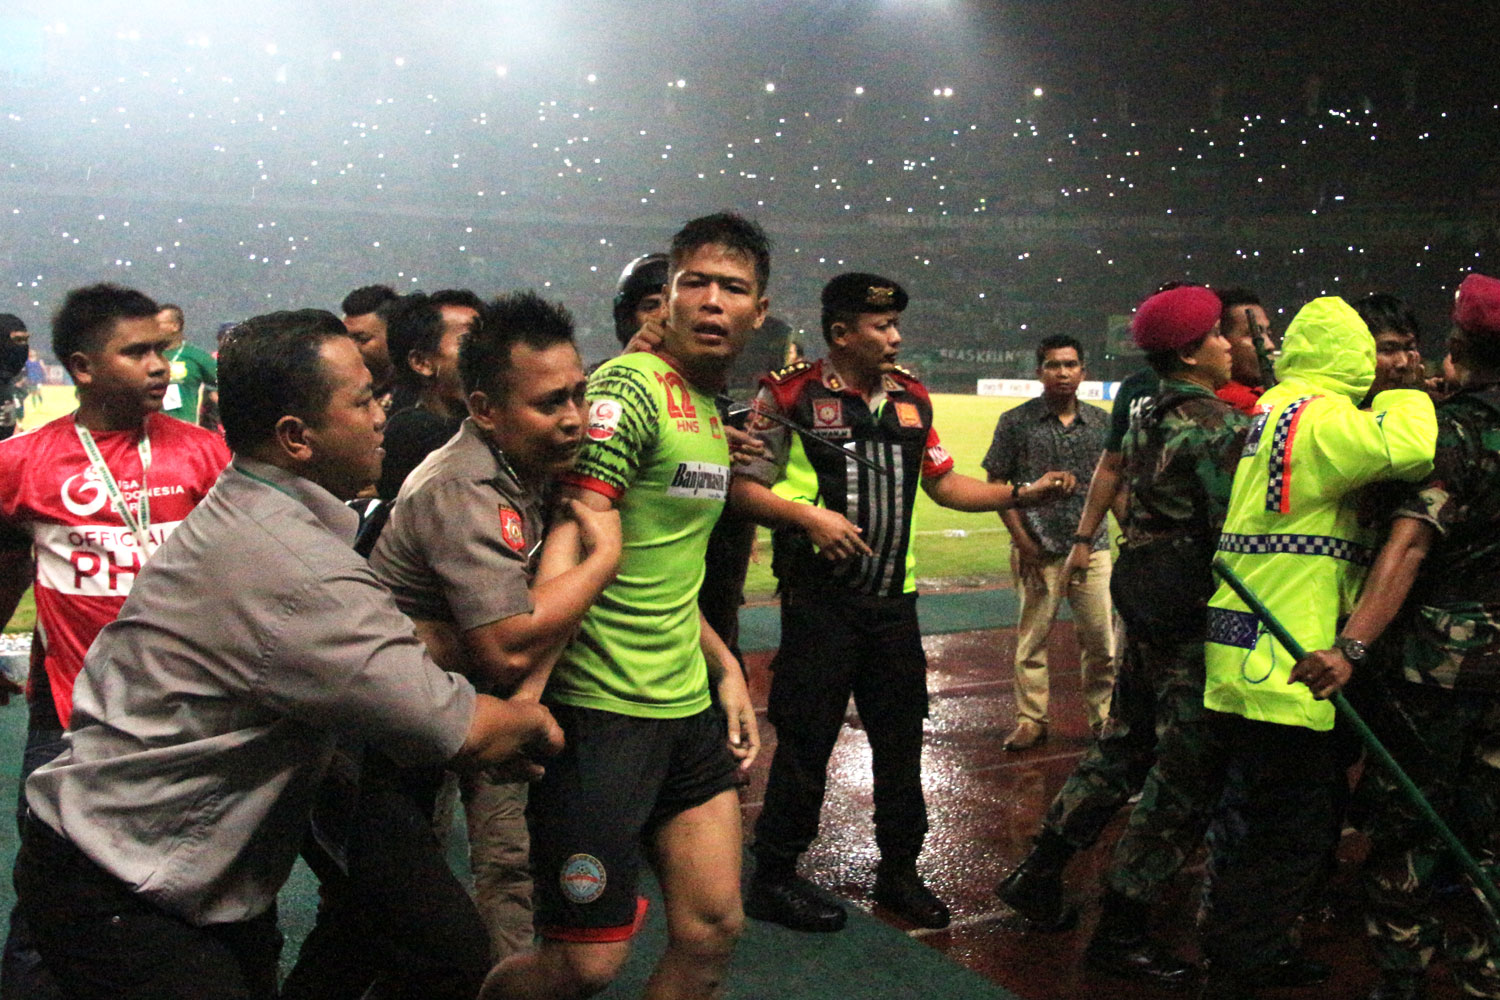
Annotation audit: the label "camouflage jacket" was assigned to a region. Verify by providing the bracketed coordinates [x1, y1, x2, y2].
[1395, 382, 1500, 692]
[1120, 378, 1252, 549]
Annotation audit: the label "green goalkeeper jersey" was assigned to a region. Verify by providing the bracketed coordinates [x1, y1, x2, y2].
[554, 351, 731, 718]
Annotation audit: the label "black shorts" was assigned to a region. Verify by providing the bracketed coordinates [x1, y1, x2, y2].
[528, 704, 739, 940]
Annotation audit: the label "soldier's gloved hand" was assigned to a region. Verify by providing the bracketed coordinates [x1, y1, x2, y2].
[1289, 648, 1352, 700]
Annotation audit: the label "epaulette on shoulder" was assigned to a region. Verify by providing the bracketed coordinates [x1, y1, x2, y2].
[888, 364, 925, 386]
[767, 360, 812, 383]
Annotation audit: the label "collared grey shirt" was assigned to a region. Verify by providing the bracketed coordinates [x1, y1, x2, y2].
[26, 457, 477, 926]
[982, 396, 1111, 556]
[372, 418, 541, 634]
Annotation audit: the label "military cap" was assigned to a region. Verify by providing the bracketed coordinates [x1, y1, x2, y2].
[1132, 285, 1222, 351]
[821, 272, 909, 315]
[1454, 273, 1500, 339]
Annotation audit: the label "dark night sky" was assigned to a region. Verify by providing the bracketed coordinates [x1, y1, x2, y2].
[986, 1, 1496, 115]
[2, 0, 1496, 356]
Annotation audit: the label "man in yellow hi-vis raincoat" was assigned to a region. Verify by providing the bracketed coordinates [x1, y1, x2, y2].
[1197, 296, 1437, 999]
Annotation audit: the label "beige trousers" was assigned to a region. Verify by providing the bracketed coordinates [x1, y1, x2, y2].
[461, 771, 534, 961]
[1010, 547, 1116, 729]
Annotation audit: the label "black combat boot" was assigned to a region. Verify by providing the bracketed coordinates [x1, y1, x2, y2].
[1084, 890, 1194, 987]
[994, 830, 1077, 931]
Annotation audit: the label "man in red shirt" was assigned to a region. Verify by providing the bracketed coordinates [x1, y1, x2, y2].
[1214, 288, 1277, 414]
[0, 283, 230, 997]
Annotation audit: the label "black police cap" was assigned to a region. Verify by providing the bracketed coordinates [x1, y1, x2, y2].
[820, 272, 908, 315]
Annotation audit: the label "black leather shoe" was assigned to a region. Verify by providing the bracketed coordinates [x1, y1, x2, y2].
[994, 853, 1076, 931]
[1367, 973, 1425, 1000]
[1085, 933, 1194, 987]
[873, 867, 951, 929]
[1256, 954, 1331, 988]
[744, 875, 847, 933]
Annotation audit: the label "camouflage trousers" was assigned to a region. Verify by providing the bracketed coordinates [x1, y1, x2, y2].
[1358, 680, 1500, 997]
[1039, 634, 1229, 903]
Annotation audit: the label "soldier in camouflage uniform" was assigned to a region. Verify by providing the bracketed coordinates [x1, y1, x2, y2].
[1295, 273, 1500, 1000]
[996, 285, 1250, 985]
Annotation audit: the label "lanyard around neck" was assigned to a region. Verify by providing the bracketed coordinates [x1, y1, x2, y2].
[73, 416, 154, 555]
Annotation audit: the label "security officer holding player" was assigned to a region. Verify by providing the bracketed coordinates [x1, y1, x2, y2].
[1295, 273, 1500, 1000]
[731, 273, 1074, 933]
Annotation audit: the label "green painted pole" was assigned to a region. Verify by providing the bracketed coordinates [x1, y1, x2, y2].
[1211, 557, 1500, 917]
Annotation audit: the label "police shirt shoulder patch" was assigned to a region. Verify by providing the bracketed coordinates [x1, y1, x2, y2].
[497, 506, 526, 553]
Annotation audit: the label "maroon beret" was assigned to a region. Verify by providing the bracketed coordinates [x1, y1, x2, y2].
[1131, 286, 1223, 352]
[1454, 273, 1500, 338]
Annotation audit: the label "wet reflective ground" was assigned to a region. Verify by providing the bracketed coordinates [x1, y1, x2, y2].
[739, 621, 1469, 1000]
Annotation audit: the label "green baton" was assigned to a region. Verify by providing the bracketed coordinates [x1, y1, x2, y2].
[1211, 557, 1500, 918]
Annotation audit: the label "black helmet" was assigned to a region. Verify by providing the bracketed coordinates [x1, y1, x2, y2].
[612, 253, 670, 345]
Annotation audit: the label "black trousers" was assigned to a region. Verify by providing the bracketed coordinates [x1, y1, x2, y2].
[753, 588, 930, 869]
[1, 722, 65, 1000]
[280, 752, 491, 1000]
[1199, 714, 1345, 974]
[15, 819, 281, 1000]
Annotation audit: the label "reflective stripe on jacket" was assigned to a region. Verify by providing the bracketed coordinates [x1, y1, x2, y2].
[1204, 297, 1436, 730]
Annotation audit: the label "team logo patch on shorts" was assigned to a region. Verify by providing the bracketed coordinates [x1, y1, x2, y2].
[498, 506, 525, 552]
[587, 399, 621, 441]
[560, 853, 607, 904]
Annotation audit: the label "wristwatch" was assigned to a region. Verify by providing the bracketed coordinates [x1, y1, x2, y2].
[1333, 636, 1368, 665]
[1013, 480, 1032, 506]
[1071, 533, 1095, 546]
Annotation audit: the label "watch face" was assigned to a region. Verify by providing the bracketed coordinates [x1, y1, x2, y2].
[1336, 638, 1367, 662]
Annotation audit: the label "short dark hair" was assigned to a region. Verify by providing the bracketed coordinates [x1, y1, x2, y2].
[1035, 334, 1084, 366]
[1353, 292, 1421, 343]
[1143, 336, 1209, 379]
[0, 314, 26, 337]
[1455, 326, 1500, 374]
[341, 284, 400, 318]
[158, 303, 184, 323]
[428, 289, 485, 314]
[669, 213, 771, 295]
[52, 284, 160, 369]
[384, 293, 442, 393]
[1216, 287, 1261, 327]
[460, 291, 576, 400]
[218, 309, 351, 453]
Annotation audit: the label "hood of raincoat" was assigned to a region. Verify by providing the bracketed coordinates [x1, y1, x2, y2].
[1273, 296, 1375, 404]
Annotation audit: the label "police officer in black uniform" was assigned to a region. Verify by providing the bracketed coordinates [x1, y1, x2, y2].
[731, 273, 1072, 932]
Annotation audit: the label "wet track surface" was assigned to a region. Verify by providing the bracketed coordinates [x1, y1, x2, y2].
[738, 617, 1470, 1000]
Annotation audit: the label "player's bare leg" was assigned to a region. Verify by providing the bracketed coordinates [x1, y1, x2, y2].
[644, 789, 745, 1000]
[479, 937, 629, 1000]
